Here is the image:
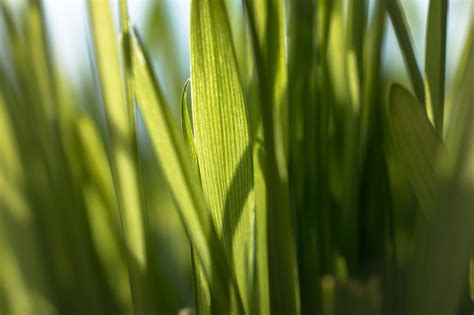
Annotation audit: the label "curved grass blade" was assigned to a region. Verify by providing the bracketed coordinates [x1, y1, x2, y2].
[181, 80, 211, 315]
[424, 0, 448, 133]
[190, 0, 255, 312]
[388, 84, 445, 218]
[386, 0, 425, 105]
[181, 80, 199, 176]
[129, 28, 238, 314]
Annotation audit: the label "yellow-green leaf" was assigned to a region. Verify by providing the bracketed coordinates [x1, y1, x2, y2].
[129, 28, 237, 314]
[190, 0, 255, 313]
[87, 1, 156, 312]
[181, 80, 211, 315]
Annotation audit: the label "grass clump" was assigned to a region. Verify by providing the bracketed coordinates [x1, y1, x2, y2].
[0, 0, 473, 314]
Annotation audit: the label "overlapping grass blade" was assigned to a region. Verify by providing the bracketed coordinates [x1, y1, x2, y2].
[253, 142, 270, 315]
[347, 0, 366, 79]
[424, 0, 448, 132]
[87, 1, 157, 313]
[446, 24, 474, 157]
[244, 0, 300, 313]
[386, 0, 425, 105]
[181, 80, 212, 314]
[181, 80, 199, 176]
[388, 84, 444, 218]
[75, 115, 132, 312]
[129, 27, 237, 314]
[190, 0, 255, 312]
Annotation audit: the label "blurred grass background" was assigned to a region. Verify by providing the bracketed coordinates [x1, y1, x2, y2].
[1, 0, 473, 314]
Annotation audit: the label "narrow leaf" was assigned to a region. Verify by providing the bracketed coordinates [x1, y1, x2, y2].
[181, 80, 199, 175]
[387, 0, 425, 105]
[190, 0, 255, 313]
[181, 80, 211, 315]
[253, 141, 270, 315]
[244, 0, 301, 313]
[129, 28, 236, 314]
[424, 0, 448, 133]
[388, 84, 445, 218]
[87, 1, 157, 312]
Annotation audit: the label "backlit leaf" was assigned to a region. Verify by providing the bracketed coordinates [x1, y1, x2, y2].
[130, 28, 236, 314]
[190, 0, 255, 312]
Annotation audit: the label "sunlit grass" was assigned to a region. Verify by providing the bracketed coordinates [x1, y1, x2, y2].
[0, 0, 473, 314]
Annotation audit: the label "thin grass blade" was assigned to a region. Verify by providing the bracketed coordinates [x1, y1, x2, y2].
[424, 0, 448, 132]
[386, 0, 425, 105]
[181, 80, 211, 315]
[87, 1, 163, 312]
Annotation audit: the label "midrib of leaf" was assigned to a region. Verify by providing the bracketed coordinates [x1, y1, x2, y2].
[129, 28, 239, 314]
[424, 0, 448, 133]
[190, 0, 255, 312]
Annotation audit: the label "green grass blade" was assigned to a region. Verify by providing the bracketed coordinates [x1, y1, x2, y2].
[245, 0, 301, 313]
[388, 84, 445, 218]
[387, 0, 425, 105]
[181, 80, 199, 176]
[347, 0, 366, 79]
[446, 24, 474, 153]
[190, 0, 255, 312]
[76, 115, 132, 312]
[253, 142, 270, 315]
[424, 0, 448, 133]
[181, 80, 211, 315]
[87, 1, 157, 313]
[129, 28, 237, 314]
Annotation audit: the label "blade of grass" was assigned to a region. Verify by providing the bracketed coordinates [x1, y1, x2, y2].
[388, 84, 445, 218]
[0, 90, 55, 315]
[181, 80, 211, 315]
[75, 115, 132, 312]
[386, 0, 425, 105]
[424, 0, 448, 133]
[446, 24, 474, 156]
[244, 0, 301, 313]
[190, 0, 255, 313]
[129, 27, 239, 314]
[87, 1, 157, 313]
[287, 1, 323, 313]
[347, 0, 366, 80]
[181, 80, 199, 176]
[253, 141, 270, 315]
